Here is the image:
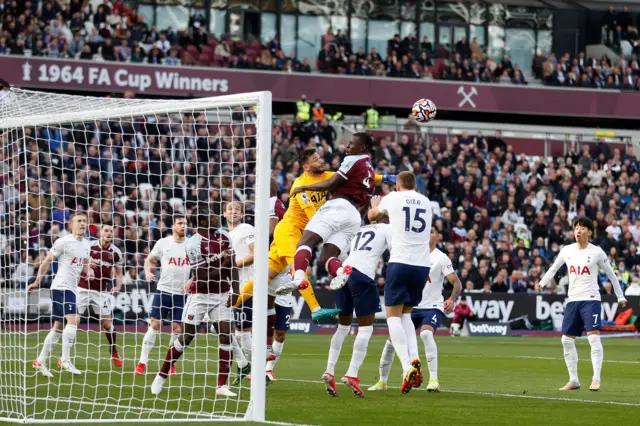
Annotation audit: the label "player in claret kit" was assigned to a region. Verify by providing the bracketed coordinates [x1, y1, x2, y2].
[135, 216, 191, 376]
[369, 226, 462, 393]
[29, 212, 92, 376]
[321, 220, 391, 398]
[151, 208, 241, 397]
[536, 216, 626, 392]
[281, 133, 396, 297]
[367, 171, 432, 394]
[76, 225, 124, 367]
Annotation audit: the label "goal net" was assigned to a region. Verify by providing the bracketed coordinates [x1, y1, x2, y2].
[0, 85, 272, 423]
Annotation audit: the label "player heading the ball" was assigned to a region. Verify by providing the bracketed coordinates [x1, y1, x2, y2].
[536, 216, 626, 392]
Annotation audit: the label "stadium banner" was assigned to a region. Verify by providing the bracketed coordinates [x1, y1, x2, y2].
[462, 321, 513, 337]
[0, 56, 638, 119]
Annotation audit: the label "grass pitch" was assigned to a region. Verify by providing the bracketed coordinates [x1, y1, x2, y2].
[3, 331, 640, 425]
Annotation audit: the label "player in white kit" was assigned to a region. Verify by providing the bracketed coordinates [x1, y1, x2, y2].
[321, 221, 391, 398]
[536, 216, 626, 391]
[369, 226, 462, 392]
[135, 216, 191, 376]
[29, 213, 92, 376]
[368, 171, 432, 394]
[224, 201, 254, 383]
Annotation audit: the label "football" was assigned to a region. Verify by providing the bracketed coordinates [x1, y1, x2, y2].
[412, 98, 437, 123]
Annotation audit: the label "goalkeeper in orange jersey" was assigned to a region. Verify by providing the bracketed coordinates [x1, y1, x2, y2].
[234, 148, 395, 322]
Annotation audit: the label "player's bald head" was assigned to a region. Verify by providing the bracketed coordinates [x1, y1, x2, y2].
[397, 171, 416, 190]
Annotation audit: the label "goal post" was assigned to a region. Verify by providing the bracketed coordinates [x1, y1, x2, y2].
[0, 85, 272, 423]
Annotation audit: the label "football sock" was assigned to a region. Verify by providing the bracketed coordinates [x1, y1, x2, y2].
[293, 245, 313, 276]
[420, 329, 438, 380]
[267, 340, 285, 371]
[218, 344, 233, 387]
[588, 334, 603, 382]
[266, 309, 276, 348]
[139, 327, 159, 365]
[325, 257, 343, 277]
[38, 329, 62, 364]
[230, 334, 249, 368]
[233, 280, 254, 308]
[159, 338, 184, 378]
[170, 331, 180, 345]
[402, 313, 419, 360]
[387, 316, 411, 373]
[237, 330, 252, 360]
[346, 326, 373, 378]
[300, 284, 321, 312]
[379, 339, 395, 383]
[61, 324, 77, 363]
[105, 324, 117, 354]
[561, 335, 579, 383]
[326, 324, 350, 375]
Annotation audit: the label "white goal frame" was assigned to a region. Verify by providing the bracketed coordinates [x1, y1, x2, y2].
[0, 87, 272, 424]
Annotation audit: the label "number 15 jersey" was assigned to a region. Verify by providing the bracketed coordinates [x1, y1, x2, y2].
[378, 190, 432, 268]
[344, 224, 392, 280]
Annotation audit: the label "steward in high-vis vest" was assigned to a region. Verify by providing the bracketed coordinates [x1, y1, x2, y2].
[296, 94, 311, 123]
[364, 104, 379, 128]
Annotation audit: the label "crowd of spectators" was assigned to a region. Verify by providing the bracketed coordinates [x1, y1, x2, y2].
[2, 0, 640, 90]
[2, 92, 640, 302]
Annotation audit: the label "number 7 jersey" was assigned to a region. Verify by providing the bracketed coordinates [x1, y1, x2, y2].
[344, 224, 392, 280]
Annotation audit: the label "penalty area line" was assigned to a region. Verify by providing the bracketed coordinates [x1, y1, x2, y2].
[279, 378, 640, 407]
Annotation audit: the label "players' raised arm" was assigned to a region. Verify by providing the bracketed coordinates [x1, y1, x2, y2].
[28, 251, 56, 291]
[537, 249, 566, 291]
[291, 173, 345, 196]
[375, 174, 396, 184]
[236, 242, 255, 268]
[367, 195, 387, 222]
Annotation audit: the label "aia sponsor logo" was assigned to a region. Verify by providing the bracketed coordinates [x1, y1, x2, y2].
[168, 257, 190, 266]
[70, 257, 86, 265]
[568, 265, 591, 275]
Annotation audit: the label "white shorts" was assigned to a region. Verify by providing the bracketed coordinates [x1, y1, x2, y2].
[182, 292, 232, 325]
[268, 268, 293, 297]
[76, 289, 113, 317]
[305, 198, 361, 254]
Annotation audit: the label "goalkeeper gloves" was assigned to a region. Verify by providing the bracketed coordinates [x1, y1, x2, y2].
[382, 175, 397, 184]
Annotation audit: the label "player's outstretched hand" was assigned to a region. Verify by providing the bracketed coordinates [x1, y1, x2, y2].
[146, 272, 157, 282]
[534, 282, 542, 292]
[382, 175, 396, 184]
[27, 280, 39, 292]
[291, 186, 305, 196]
[618, 298, 628, 308]
[444, 298, 454, 313]
[87, 268, 95, 279]
[370, 195, 382, 209]
[183, 279, 193, 294]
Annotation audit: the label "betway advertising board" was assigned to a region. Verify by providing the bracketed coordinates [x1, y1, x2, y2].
[0, 56, 637, 119]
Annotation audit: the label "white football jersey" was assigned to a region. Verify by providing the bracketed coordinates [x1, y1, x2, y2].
[229, 223, 255, 285]
[150, 236, 191, 294]
[344, 223, 392, 280]
[415, 248, 454, 312]
[377, 190, 432, 268]
[50, 235, 92, 291]
[275, 294, 294, 308]
[540, 243, 624, 302]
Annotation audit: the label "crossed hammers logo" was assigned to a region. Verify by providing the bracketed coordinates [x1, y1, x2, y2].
[457, 86, 478, 108]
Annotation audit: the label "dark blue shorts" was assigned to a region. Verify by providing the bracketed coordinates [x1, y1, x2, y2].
[275, 303, 293, 331]
[150, 291, 187, 323]
[562, 300, 602, 336]
[51, 289, 76, 322]
[335, 268, 381, 317]
[384, 263, 430, 308]
[411, 309, 445, 330]
[234, 297, 253, 330]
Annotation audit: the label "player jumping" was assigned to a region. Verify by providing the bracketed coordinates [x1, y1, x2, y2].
[29, 212, 92, 376]
[77, 224, 124, 367]
[322, 220, 392, 398]
[535, 216, 626, 392]
[281, 133, 395, 299]
[151, 208, 240, 397]
[369, 226, 462, 393]
[368, 171, 432, 394]
[136, 216, 191, 376]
